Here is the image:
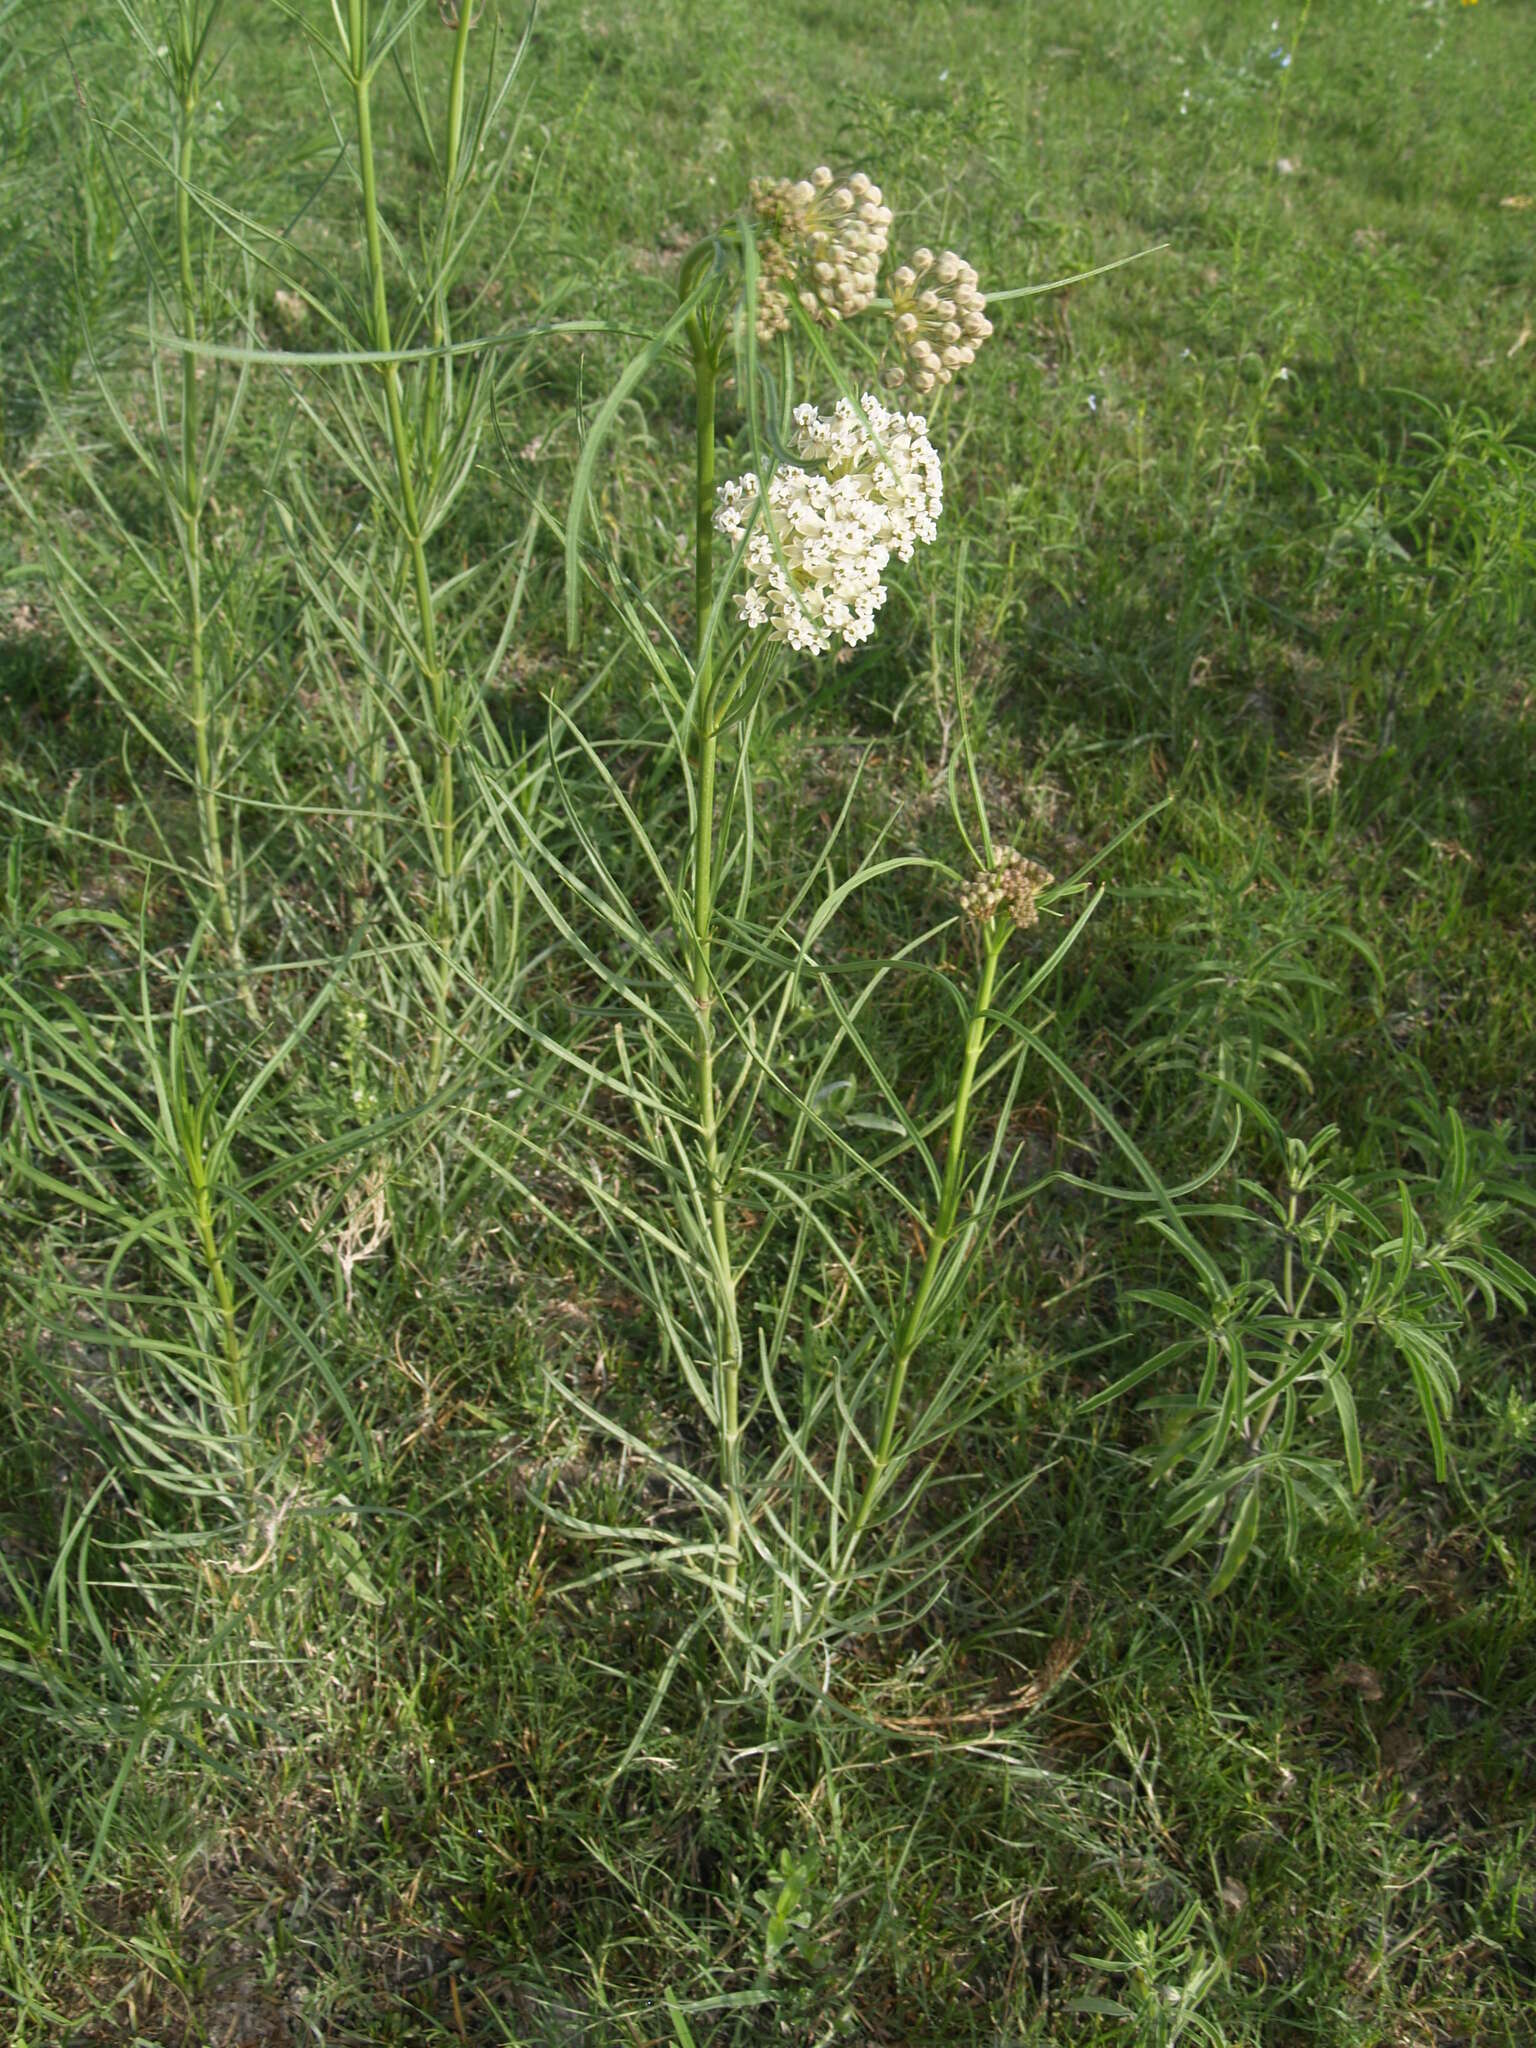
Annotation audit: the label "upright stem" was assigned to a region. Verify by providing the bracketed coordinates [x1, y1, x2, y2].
[347, 0, 455, 1080]
[687, 323, 744, 1589]
[1250, 1178, 1325, 1449]
[173, 36, 256, 1019]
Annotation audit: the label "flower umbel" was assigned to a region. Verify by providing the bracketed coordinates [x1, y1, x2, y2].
[887, 247, 992, 395]
[959, 848, 1054, 929]
[714, 395, 943, 655]
[749, 167, 893, 344]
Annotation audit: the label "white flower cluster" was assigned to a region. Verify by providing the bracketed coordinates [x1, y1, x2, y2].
[749, 167, 893, 344]
[887, 248, 993, 395]
[714, 395, 943, 656]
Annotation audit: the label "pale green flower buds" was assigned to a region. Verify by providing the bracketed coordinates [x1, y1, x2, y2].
[886, 247, 992, 395]
[959, 849, 1054, 929]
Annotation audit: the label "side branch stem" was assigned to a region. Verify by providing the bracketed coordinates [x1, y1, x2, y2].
[829, 923, 1008, 1597]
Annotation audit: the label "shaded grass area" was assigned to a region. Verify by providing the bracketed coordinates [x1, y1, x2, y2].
[2, 0, 1535, 2042]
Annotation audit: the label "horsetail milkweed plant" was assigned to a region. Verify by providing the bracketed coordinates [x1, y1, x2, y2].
[499, 153, 1528, 1710]
[505, 165, 1094, 1694]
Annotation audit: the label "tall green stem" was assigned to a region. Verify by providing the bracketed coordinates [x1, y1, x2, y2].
[347, 0, 455, 1079]
[687, 321, 744, 1589]
[172, 29, 255, 1019]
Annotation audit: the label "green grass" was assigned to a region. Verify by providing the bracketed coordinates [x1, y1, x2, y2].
[2, 0, 1535, 2042]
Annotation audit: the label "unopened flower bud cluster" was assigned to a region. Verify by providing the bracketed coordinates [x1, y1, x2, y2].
[745, 162, 993, 389]
[750, 167, 892, 343]
[959, 849, 1054, 929]
[887, 248, 993, 395]
[714, 395, 943, 655]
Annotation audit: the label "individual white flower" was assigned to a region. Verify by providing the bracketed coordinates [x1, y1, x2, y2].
[749, 166, 893, 345]
[886, 246, 992, 395]
[714, 394, 943, 656]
